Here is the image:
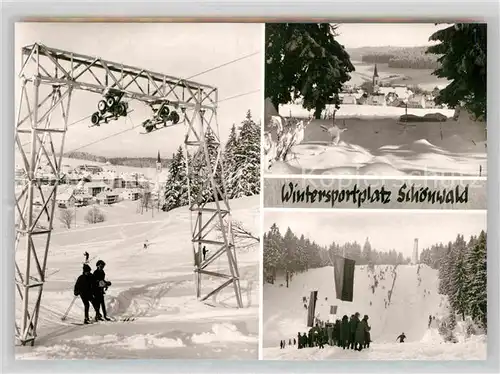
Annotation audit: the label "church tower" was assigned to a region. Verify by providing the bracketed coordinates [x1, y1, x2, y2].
[156, 151, 162, 175]
[372, 64, 379, 89]
[153, 151, 162, 201]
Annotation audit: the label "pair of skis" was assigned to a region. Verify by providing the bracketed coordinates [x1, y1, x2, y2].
[70, 316, 137, 326]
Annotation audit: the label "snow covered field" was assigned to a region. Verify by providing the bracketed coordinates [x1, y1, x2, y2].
[268, 106, 486, 177]
[268, 139, 486, 177]
[262, 265, 487, 360]
[15, 195, 260, 359]
[279, 103, 455, 120]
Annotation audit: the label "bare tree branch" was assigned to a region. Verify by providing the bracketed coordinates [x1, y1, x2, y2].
[59, 208, 74, 229]
[215, 219, 260, 250]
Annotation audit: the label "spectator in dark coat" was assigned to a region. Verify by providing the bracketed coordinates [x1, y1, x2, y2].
[333, 319, 341, 346]
[349, 313, 360, 349]
[340, 315, 350, 349]
[73, 264, 97, 324]
[355, 315, 371, 351]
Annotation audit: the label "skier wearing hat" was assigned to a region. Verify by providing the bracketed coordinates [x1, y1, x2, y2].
[93, 260, 112, 321]
[73, 264, 98, 324]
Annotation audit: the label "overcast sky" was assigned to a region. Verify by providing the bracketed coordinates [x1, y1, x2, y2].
[15, 23, 262, 158]
[335, 23, 445, 48]
[265, 210, 486, 256]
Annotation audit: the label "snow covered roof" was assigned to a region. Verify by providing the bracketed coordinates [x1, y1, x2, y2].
[84, 181, 108, 188]
[56, 193, 75, 201]
[96, 191, 119, 198]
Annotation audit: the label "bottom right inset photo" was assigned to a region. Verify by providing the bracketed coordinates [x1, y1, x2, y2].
[262, 210, 487, 360]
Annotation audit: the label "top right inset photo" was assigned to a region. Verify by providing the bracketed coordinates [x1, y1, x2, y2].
[264, 23, 487, 177]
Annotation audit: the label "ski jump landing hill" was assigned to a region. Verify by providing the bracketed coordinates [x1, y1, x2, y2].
[263, 264, 487, 360]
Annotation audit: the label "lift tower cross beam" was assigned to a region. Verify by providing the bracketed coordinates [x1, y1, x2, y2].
[15, 43, 243, 347]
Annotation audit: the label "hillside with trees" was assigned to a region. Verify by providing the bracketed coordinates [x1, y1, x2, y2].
[263, 223, 411, 284]
[162, 110, 260, 211]
[349, 46, 441, 69]
[64, 151, 172, 169]
[419, 230, 487, 330]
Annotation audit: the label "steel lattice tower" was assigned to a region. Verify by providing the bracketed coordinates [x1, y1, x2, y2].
[15, 43, 242, 346]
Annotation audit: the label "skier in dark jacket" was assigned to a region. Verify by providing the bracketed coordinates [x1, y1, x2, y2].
[396, 333, 407, 343]
[340, 315, 350, 349]
[93, 260, 112, 321]
[74, 264, 97, 324]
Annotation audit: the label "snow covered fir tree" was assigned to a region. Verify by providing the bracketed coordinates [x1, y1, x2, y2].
[163, 110, 260, 211]
[420, 230, 487, 338]
[263, 224, 411, 285]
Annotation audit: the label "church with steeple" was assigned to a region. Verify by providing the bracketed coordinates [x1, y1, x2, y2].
[152, 150, 166, 203]
[372, 64, 380, 92]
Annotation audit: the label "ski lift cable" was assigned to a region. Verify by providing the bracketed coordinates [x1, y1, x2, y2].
[61, 90, 260, 154]
[20, 113, 93, 147]
[18, 49, 260, 148]
[185, 51, 260, 80]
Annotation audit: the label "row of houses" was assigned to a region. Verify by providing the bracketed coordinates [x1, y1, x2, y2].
[55, 185, 144, 208]
[339, 87, 442, 109]
[15, 163, 167, 190]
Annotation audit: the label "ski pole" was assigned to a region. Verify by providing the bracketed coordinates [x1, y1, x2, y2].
[61, 296, 77, 321]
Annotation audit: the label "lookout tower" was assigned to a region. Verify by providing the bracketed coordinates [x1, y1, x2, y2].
[412, 238, 419, 265]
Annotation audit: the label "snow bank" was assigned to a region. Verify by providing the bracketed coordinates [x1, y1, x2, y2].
[114, 334, 185, 350]
[191, 323, 258, 344]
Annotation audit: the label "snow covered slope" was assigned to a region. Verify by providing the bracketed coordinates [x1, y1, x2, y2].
[263, 264, 486, 360]
[16, 195, 260, 359]
[268, 139, 486, 177]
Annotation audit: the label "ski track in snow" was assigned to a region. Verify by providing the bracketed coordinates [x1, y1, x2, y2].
[263, 264, 487, 360]
[16, 196, 260, 359]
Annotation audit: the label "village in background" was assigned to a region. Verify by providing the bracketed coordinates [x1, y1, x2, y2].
[264, 24, 487, 177]
[14, 109, 260, 230]
[15, 151, 168, 227]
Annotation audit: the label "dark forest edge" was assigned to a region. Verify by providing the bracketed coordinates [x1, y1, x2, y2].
[263, 224, 412, 285]
[348, 46, 440, 70]
[64, 151, 172, 169]
[263, 223, 487, 332]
